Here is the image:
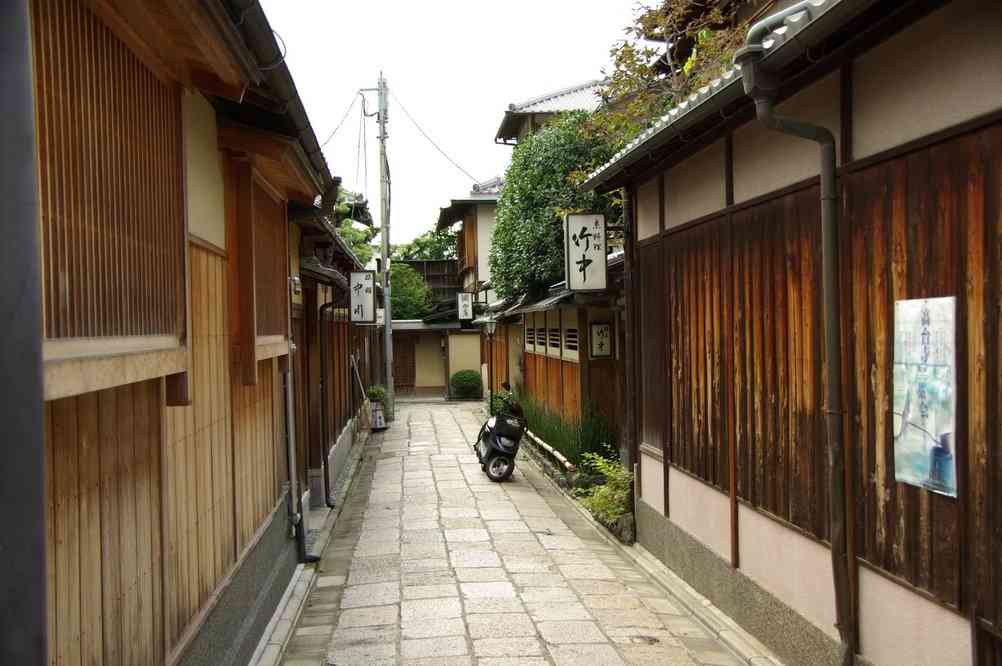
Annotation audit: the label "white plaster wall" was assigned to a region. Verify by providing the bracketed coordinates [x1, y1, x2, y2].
[738, 504, 839, 641]
[665, 140, 726, 229]
[560, 307, 579, 362]
[448, 332, 480, 376]
[667, 467, 730, 560]
[182, 91, 226, 249]
[854, 0, 1002, 159]
[859, 566, 971, 666]
[640, 451, 665, 515]
[506, 323, 523, 389]
[636, 175, 660, 240]
[476, 203, 497, 285]
[733, 72, 841, 203]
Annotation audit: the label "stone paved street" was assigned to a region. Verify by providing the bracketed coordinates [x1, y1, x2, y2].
[280, 403, 742, 666]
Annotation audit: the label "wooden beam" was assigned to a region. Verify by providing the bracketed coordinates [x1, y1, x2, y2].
[188, 68, 246, 104]
[235, 158, 258, 385]
[218, 124, 295, 163]
[84, 0, 181, 84]
[165, 371, 190, 406]
[165, 0, 246, 88]
[44, 347, 187, 401]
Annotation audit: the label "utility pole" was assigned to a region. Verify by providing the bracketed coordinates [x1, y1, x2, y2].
[377, 72, 395, 421]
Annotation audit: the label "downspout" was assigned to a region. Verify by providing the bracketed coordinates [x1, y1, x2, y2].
[318, 301, 336, 508]
[734, 4, 854, 664]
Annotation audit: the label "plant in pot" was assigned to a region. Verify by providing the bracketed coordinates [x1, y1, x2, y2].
[367, 385, 388, 431]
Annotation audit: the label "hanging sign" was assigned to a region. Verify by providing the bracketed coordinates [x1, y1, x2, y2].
[589, 322, 612, 359]
[349, 271, 376, 323]
[892, 297, 957, 497]
[376, 308, 385, 326]
[564, 214, 607, 292]
[457, 292, 474, 320]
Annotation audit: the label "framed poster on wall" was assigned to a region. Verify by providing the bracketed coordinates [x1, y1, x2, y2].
[589, 322, 612, 359]
[892, 296, 957, 497]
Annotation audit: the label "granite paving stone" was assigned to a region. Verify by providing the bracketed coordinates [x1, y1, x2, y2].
[278, 403, 746, 666]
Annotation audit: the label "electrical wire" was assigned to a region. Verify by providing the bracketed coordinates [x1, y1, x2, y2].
[320, 94, 360, 148]
[259, 30, 287, 71]
[388, 89, 479, 185]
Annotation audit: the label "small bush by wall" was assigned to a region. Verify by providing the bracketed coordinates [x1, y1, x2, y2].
[450, 370, 482, 399]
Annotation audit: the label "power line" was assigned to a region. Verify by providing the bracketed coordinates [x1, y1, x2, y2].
[319, 93, 360, 148]
[388, 89, 480, 185]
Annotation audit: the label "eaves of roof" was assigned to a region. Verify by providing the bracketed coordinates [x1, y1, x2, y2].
[495, 79, 606, 143]
[217, 0, 338, 205]
[580, 0, 875, 193]
[436, 196, 498, 230]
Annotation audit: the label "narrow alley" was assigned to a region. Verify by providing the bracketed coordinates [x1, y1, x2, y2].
[277, 403, 750, 666]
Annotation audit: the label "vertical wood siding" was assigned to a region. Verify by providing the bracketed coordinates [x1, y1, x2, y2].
[843, 124, 1002, 622]
[162, 245, 234, 650]
[44, 379, 164, 665]
[232, 358, 284, 552]
[253, 183, 288, 338]
[32, 0, 184, 339]
[640, 120, 1002, 635]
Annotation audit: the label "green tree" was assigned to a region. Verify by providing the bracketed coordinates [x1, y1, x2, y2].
[588, 1, 749, 148]
[393, 227, 458, 261]
[333, 189, 377, 266]
[489, 112, 618, 300]
[389, 262, 432, 319]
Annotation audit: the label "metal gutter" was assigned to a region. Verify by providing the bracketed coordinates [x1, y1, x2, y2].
[580, 0, 877, 193]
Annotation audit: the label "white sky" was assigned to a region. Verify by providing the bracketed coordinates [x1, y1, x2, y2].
[260, 1, 639, 244]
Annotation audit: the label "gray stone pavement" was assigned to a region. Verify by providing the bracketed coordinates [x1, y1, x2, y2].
[279, 402, 742, 666]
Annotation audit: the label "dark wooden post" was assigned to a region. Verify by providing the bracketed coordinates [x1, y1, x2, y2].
[235, 159, 257, 385]
[0, 1, 47, 661]
[621, 187, 639, 478]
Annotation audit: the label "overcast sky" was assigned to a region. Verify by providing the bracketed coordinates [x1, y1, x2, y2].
[260, 1, 638, 245]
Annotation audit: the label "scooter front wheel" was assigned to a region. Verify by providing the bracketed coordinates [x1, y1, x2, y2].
[485, 454, 514, 482]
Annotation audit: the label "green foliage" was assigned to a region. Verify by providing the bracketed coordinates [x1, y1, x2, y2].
[489, 389, 516, 417]
[516, 393, 617, 466]
[389, 262, 432, 319]
[489, 112, 619, 300]
[393, 227, 458, 261]
[577, 453, 634, 526]
[450, 370, 483, 399]
[333, 189, 377, 266]
[587, 1, 748, 149]
[367, 385, 387, 403]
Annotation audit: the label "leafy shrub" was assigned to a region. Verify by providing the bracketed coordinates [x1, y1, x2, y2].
[367, 385, 387, 403]
[489, 389, 516, 416]
[577, 453, 633, 526]
[450, 370, 482, 399]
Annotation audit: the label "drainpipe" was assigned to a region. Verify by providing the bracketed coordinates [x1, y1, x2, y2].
[734, 4, 854, 664]
[286, 266, 317, 563]
[318, 302, 336, 508]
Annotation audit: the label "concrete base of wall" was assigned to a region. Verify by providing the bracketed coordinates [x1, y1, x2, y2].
[636, 500, 860, 666]
[307, 468, 325, 509]
[178, 495, 297, 666]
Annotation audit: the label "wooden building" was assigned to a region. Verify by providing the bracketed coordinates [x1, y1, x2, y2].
[26, 0, 375, 663]
[581, 1, 1002, 664]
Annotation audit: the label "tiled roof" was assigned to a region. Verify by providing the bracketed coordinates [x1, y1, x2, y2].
[508, 79, 606, 114]
[581, 0, 846, 192]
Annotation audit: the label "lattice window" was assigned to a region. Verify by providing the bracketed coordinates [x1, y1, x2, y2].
[564, 328, 579, 351]
[548, 328, 561, 349]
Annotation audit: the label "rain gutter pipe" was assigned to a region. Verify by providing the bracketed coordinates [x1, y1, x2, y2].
[319, 302, 337, 508]
[734, 3, 854, 664]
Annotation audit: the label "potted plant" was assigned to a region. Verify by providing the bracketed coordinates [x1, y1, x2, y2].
[367, 385, 388, 431]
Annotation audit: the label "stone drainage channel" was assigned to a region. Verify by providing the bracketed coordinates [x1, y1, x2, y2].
[267, 402, 773, 666]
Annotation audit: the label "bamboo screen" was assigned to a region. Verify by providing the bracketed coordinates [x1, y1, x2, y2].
[32, 0, 185, 339]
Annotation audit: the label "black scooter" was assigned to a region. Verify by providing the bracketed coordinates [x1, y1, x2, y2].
[474, 403, 526, 482]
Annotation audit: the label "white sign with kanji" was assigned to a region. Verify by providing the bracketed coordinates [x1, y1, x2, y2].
[590, 322, 612, 359]
[457, 292, 474, 320]
[564, 214, 607, 292]
[349, 271, 376, 323]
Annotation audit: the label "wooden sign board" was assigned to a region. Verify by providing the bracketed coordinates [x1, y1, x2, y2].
[564, 214, 607, 292]
[350, 271, 376, 323]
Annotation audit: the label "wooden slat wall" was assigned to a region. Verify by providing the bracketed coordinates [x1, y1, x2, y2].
[162, 244, 234, 650]
[732, 191, 826, 527]
[32, 0, 184, 339]
[665, 217, 730, 491]
[641, 120, 1002, 637]
[44, 379, 163, 665]
[562, 361, 581, 421]
[844, 124, 1002, 621]
[232, 358, 284, 552]
[253, 183, 288, 337]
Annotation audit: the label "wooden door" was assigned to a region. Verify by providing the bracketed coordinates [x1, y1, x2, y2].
[394, 335, 416, 393]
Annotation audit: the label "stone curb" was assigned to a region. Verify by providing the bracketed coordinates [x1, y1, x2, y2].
[248, 425, 371, 666]
[521, 452, 784, 666]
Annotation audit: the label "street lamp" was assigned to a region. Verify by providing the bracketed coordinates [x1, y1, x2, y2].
[485, 318, 497, 415]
